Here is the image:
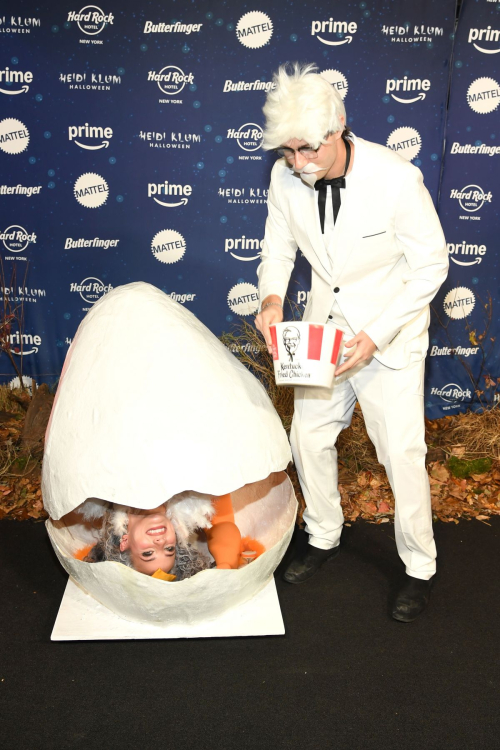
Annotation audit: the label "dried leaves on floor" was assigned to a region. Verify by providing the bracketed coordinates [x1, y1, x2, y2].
[0, 382, 498, 526]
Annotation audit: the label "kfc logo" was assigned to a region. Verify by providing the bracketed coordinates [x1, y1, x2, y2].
[283, 326, 301, 362]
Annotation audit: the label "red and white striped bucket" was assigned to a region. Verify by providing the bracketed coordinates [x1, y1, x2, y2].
[269, 322, 343, 388]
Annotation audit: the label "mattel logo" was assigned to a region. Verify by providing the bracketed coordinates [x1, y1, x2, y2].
[467, 77, 500, 114]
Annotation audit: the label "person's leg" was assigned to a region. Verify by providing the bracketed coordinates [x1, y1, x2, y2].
[290, 375, 358, 551]
[352, 356, 436, 581]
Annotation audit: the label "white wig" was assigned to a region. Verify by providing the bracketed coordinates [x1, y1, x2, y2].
[78, 492, 215, 546]
[262, 62, 347, 151]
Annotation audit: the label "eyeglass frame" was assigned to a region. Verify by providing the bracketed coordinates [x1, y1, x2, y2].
[274, 132, 335, 162]
[274, 129, 350, 162]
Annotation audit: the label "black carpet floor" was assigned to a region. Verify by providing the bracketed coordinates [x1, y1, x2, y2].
[1, 517, 499, 750]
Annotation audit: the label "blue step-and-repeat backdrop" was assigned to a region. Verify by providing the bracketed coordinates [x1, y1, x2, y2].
[1, 0, 498, 416]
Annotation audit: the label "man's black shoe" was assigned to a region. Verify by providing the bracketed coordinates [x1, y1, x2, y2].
[283, 543, 340, 584]
[392, 574, 434, 622]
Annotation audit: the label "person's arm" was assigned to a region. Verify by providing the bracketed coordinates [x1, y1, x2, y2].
[255, 165, 298, 350]
[362, 165, 449, 353]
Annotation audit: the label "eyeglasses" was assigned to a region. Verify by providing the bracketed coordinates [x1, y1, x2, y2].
[274, 145, 321, 161]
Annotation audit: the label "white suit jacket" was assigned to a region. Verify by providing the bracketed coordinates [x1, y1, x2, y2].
[257, 135, 449, 369]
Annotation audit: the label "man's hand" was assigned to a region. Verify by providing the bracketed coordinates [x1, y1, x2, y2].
[254, 295, 283, 353]
[335, 330, 377, 376]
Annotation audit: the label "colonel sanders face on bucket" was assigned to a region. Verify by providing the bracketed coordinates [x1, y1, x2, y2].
[283, 326, 300, 361]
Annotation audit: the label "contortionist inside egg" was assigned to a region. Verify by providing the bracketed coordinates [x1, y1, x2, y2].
[42, 283, 296, 622]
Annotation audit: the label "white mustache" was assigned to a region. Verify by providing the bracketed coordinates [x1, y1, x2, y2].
[292, 163, 325, 187]
[293, 163, 324, 175]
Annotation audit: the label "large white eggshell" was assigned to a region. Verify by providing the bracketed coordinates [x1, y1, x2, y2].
[42, 282, 292, 520]
[47, 472, 296, 625]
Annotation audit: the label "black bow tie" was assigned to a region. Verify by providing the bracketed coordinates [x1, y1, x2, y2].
[314, 138, 351, 233]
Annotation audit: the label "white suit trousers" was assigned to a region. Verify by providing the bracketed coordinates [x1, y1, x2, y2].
[290, 349, 436, 580]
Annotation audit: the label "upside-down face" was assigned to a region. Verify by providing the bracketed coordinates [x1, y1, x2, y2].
[120, 506, 177, 575]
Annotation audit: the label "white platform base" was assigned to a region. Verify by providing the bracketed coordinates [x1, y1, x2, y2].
[51, 577, 285, 641]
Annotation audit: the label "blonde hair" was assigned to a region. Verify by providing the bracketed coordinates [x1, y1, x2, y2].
[262, 62, 348, 151]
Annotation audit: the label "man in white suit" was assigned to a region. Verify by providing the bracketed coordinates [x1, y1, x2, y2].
[255, 63, 448, 621]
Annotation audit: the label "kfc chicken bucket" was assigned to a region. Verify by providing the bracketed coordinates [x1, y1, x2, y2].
[269, 322, 343, 388]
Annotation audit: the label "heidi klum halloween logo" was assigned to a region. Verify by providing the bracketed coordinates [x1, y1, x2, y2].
[138, 130, 201, 149]
[236, 11, 273, 49]
[381, 23, 443, 43]
[0, 16, 41, 34]
[59, 71, 122, 91]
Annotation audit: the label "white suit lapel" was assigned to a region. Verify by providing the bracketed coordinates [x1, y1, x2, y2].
[291, 175, 332, 276]
[328, 136, 365, 282]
